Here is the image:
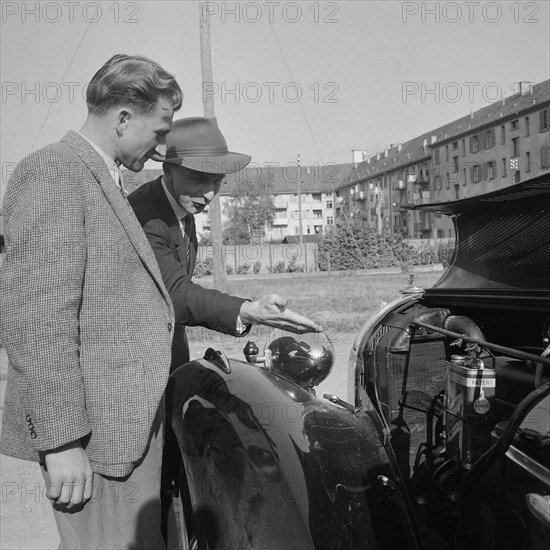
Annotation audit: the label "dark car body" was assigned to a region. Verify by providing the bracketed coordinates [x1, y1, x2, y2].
[168, 174, 550, 550]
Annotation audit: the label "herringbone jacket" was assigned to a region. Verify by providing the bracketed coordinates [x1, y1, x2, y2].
[0, 131, 174, 477]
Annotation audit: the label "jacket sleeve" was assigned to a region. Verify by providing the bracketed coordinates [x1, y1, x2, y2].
[0, 148, 91, 451]
[141, 218, 246, 335]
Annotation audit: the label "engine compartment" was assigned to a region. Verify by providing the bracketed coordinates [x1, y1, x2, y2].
[360, 301, 550, 549]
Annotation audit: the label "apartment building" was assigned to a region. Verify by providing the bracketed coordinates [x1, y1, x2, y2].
[200, 163, 353, 242]
[337, 79, 550, 239]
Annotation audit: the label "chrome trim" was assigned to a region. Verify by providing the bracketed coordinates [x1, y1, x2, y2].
[506, 445, 550, 486]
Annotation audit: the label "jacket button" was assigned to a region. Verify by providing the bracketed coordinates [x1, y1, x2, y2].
[168, 323, 173, 333]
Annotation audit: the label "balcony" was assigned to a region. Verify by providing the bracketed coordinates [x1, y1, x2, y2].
[273, 218, 288, 226]
[414, 220, 432, 232]
[273, 199, 288, 209]
[353, 191, 366, 200]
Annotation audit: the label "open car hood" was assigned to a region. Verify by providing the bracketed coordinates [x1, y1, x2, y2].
[412, 173, 550, 303]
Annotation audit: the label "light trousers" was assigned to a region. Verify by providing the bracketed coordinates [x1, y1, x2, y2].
[41, 404, 165, 550]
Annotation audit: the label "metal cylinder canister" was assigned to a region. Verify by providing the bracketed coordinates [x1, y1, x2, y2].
[445, 356, 497, 468]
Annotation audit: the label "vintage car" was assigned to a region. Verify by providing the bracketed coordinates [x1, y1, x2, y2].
[167, 174, 550, 550]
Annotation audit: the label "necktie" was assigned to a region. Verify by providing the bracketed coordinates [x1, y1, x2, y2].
[182, 215, 193, 261]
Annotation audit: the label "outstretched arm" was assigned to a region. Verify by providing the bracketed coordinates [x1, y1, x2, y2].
[239, 294, 322, 334]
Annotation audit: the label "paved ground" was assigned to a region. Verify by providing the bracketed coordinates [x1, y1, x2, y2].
[0, 333, 357, 549]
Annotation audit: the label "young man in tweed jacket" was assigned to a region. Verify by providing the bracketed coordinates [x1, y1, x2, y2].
[0, 54, 182, 549]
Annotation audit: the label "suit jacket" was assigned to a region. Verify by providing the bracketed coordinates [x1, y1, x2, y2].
[128, 177, 246, 371]
[0, 132, 174, 477]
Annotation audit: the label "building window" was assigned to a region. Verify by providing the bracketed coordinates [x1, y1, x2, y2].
[501, 125, 505, 144]
[512, 137, 520, 157]
[540, 109, 549, 132]
[486, 161, 497, 181]
[525, 116, 530, 137]
[434, 174, 441, 190]
[326, 216, 333, 225]
[514, 170, 521, 183]
[453, 156, 459, 172]
[483, 129, 495, 149]
[461, 139, 466, 157]
[462, 168, 467, 186]
[445, 145, 449, 162]
[541, 146, 550, 169]
[454, 185, 460, 200]
[470, 134, 480, 153]
[325, 200, 333, 209]
[312, 209, 323, 218]
[312, 193, 322, 202]
[526, 152, 531, 172]
[471, 164, 481, 183]
[511, 119, 519, 131]
[434, 148, 440, 164]
[452, 141, 458, 151]
[502, 158, 507, 176]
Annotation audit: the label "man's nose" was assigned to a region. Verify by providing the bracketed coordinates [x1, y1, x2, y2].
[154, 142, 167, 158]
[203, 188, 216, 201]
[203, 181, 217, 200]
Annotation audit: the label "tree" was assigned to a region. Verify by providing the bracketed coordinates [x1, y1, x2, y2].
[223, 174, 275, 244]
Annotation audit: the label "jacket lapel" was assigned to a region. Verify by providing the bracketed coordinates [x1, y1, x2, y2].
[149, 179, 190, 269]
[60, 131, 173, 309]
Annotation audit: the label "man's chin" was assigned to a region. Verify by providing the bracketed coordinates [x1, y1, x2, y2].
[123, 159, 146, 173]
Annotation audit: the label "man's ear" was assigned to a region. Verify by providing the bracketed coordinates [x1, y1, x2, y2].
[116, 109, 131, 136]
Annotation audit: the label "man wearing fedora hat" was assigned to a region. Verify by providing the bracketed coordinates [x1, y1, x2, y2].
[129, 116, 321, 374]
[128, 116, 320, 547]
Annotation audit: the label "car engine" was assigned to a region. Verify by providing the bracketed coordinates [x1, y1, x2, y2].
[360, 302, 550, 549]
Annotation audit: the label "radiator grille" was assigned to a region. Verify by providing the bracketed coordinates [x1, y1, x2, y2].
[375, 331, 447, 479]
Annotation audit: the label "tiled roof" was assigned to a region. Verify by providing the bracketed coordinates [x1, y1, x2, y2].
[220, 163, 355, 196]
[338, 79, 550, 190]
[435, 79, 550, 144]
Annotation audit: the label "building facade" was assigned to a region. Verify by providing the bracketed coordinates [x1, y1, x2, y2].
[200, 163, 352, 243]
[336, 80, 550, 240]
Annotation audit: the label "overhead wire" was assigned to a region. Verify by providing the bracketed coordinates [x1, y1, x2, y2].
[268, 20, 387, 299]
[28, 21, 93, 154]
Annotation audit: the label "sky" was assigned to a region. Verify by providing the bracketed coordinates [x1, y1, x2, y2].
[1, 0, 549, 203]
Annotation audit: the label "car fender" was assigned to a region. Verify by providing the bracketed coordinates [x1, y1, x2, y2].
[168, 354, 420, 550]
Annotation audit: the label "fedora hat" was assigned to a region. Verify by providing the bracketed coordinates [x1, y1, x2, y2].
[149, 117, 251, 174]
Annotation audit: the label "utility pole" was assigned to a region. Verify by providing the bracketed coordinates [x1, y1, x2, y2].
[297, 154, 303, 245]
[199, 0, 226, 288]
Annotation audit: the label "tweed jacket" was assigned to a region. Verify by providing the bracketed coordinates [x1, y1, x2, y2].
[0, 132, 174, 477]
[128, 177, 246, 371]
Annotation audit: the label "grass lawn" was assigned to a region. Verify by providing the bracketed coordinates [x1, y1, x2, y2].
[187, 269, 442, 342]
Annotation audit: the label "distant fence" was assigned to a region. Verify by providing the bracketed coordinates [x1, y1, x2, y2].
[197, 243, 319, 273]
[196, 238, 455, 275]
